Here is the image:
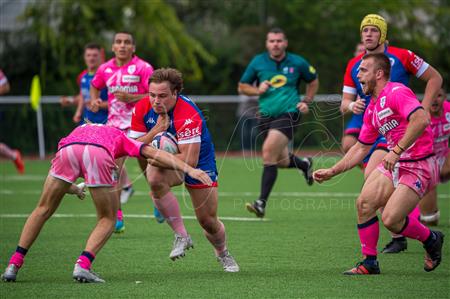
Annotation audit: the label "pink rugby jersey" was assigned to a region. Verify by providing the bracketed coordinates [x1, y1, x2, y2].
[91, 56, 153, 130]
[431, 101, 450, 158]
[58, 124, 145, 159]
[359, 82, 434, 161]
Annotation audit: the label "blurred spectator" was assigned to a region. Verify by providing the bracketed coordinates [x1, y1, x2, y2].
[60, 43, 108, 124]
[0, 69, 25, 174]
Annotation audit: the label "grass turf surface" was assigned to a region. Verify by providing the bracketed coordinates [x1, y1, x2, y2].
[0, 157, 449, 298]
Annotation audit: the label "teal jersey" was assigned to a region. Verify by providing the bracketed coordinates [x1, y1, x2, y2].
[240, 52, 317, 117]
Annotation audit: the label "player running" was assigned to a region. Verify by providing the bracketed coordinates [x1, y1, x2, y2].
[1, 124, 212, 283]
[419, 87, 450, 225]
[129, 68, 240, 272]
[314, 53, 444, 275]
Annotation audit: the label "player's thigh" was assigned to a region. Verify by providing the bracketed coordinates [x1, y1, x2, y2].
[38, 175, 72, 211]
[364, 149, 387, 180]
[382, 184, 420, 226]
[146, 165, 184, 187]
[440, 152, 450, 181]
[419, 186, 437, 214]
[262, 129, 290, 163]
[341, 135, 358, 153]
[187, 187, 218, 221]
[89, 187, 118, 218]
[358, 170, 394, 211]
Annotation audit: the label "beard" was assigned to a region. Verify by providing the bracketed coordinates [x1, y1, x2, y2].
[361, 79, 375, 95]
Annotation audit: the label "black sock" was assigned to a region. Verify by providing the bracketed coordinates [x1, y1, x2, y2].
[423, 231, 436, 248]
[288, 154, 308, 171]
[81, 251, 95, 263]
[16, 246, 28, 256]
[259, 165, 278, 204]
[364, 255, 378, 265]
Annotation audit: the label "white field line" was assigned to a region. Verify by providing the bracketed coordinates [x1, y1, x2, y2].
[0, 213, 268, 222]
[1, 189, 449, 199]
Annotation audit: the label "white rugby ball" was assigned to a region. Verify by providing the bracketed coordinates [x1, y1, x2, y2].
[151, 131, 179, 154]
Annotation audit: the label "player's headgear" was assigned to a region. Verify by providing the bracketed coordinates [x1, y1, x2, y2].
[360, 14, 387, 45]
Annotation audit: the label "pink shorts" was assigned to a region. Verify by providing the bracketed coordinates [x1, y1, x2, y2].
[50, 144, 118, 187]
[377, 156, 439, 198]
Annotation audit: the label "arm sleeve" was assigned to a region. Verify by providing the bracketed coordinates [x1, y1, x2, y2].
[404, 49, 429, 78]
[298, 57, 317, 83]
[129, 99, 149, 139]
[116, 133, 144, 158]
[175, 108, 202, 145]
[342, 59, 357, 95]
[91, 65, 106, 90]
[239, 58, 258, 84]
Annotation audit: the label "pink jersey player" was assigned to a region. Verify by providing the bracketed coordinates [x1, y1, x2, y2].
[91, 56, 153, 130]
[359, 82, 438, 197]
[52, 124, 145, 186]
[359, 82, 434, 161]
[431, 101, 450, 161]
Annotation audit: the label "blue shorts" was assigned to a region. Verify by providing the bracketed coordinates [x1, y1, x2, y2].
[362, 135, 388, 166]
[344, 113, 363, 137]
[184, 159, 218, 188]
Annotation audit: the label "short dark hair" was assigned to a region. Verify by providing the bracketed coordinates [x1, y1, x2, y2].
[268, 27, 286, 39]
[362, 53, 391, 79]
[150, 68, 184, 93]
[114, 31, 135, 44]
[84, 42, 102, 51]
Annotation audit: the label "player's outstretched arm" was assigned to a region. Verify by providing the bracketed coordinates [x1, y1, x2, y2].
[142, 145, 212, 186]
[313, 142, 371, 183]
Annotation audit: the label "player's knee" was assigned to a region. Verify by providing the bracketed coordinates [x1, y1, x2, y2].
[34, 206, 52, 220]
[381, 212, 400, 232]
[198, 215, 217, 232]
[262, 146, 277, 163]
[356, 195, 375, 217]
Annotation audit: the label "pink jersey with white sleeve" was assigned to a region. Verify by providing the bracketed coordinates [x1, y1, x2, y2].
[91, 56, 153, 130]
[430, 101, 450, 158]
[58, 124, 144, 159]
[358, 82, 434, 161]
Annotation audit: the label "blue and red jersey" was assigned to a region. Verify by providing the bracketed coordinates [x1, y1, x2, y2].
[343, 45, 429, 102]
[129, 95, 218, 187]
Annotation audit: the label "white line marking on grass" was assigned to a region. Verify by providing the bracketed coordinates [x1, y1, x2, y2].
[1, 189, 449, 199]
[0, 213, 268, 222]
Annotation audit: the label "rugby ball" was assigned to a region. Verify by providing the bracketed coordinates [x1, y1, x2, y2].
[151, 132, 179, 154]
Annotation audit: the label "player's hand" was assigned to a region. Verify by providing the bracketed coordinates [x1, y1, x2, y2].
[258, 80, 271, 95]
[382, 151, 400, 171]
[60, 96, 73, 107]
[297, 102, 309, 114]
[313, 168, 335, 183]
[88, 98, 101, 113]
[351, 98, 366, 115]
[187, 168, 213, 186]
[156, 113, 170, 131]
[114, 91, 131, 102]
[72, 112, 81, 124]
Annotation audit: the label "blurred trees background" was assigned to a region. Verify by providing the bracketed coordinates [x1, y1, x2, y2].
[0, 0, 449, 153]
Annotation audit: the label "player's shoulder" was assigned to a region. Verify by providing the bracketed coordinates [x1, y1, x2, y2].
[249, 52, 267, 64]
[174, 95, 201, 116]
[287, 52, 309, 64]
[133, 56, 153, 69]
[346, 54, 363, 69]
[97, 58, 115, 72]
[386, 46, 413, 58]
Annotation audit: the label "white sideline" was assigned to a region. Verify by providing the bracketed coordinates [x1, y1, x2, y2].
[0, 213, 268, 222]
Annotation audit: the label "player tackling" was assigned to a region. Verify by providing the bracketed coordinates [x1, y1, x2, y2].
[313, 53, 444, 275]
[1, 124, 212, 283]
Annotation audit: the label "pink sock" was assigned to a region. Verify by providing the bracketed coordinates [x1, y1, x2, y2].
[399, 216, 431, 242]
[117, 209, 123, 221]
[76, 255, 92, 270]
[357, 216, 379, 257]
[9, 252, 24, 268]
[204, 220, 227, 256]
[409, 206, 421, 221]
[152, 192, 187, 237]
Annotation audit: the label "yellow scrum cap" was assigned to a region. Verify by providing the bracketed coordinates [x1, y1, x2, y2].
[360, 14, 387, 45]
